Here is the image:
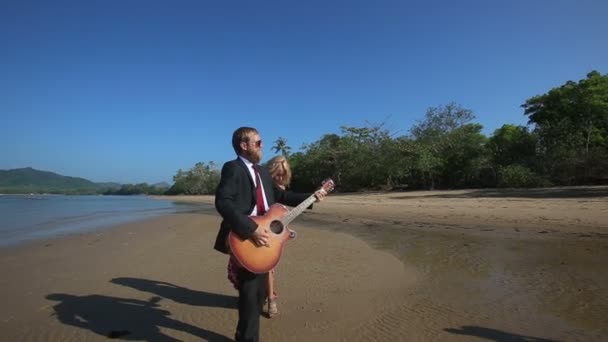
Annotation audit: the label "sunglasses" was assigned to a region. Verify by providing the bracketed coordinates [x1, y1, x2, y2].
[248, 140, 262, 148]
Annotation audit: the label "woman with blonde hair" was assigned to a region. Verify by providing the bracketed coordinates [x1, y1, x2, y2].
[264, 155, 292, 317]
[267, 155, 292, 191]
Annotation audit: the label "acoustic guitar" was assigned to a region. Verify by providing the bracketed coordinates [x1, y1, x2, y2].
[228, 179, 335, 274]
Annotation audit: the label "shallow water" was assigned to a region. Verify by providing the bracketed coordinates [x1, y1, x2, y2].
[0, 195, 199, 247]
[297, 212, 608, 341]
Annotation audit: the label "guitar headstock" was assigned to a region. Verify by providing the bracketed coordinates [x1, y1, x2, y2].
[321, 178, 335, 194]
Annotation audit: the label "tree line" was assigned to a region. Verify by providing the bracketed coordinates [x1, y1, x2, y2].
[168, 70, 608, 195]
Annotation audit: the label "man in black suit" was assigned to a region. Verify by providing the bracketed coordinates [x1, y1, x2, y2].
[214, 126, 325, 342]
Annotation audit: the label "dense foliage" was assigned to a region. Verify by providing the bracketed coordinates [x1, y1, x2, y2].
[166, 162, 220, 195]
[522, 71, 608, 185]
[103, 183, 168, 195]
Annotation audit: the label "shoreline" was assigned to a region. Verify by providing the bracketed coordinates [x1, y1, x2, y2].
[1, 189, 606, 341]
[153, 187, 608, 239]
[0, 195, 202, 250]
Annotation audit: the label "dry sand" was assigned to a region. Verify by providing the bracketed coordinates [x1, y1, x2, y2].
[1, 187, 607, 341]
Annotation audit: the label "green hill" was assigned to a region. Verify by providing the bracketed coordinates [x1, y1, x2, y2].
[0, 167, 100, 194]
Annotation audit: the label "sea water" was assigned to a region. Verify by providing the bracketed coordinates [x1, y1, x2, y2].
[0, 195, 200, 247]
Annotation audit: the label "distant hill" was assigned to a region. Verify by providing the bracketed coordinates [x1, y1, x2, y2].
[0, 167, 173, 195]
[0, 167, 101, 194]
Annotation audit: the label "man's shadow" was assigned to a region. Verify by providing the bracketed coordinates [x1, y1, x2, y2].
[110, 277, 238, 309]
[444, 325, 560, 342]
[46, 293, 232, 341]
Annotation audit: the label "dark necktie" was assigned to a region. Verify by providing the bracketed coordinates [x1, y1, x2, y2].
[252, 164, 266, 216]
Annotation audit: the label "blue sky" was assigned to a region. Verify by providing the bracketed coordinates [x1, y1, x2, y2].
[1, 0, 606, 184]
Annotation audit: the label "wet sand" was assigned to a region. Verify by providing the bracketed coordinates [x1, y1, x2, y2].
[1, 187, 607, 341]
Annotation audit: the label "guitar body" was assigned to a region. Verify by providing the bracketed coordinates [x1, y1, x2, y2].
[228, 178, 334, 274]
[228, 203, 296, 274]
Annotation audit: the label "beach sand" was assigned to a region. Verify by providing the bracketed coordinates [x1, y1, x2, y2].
[1, 187, 607, 341]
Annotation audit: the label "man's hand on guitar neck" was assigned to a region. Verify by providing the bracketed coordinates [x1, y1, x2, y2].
[314, 189, 327, 202]
[251, 225, 270, 247]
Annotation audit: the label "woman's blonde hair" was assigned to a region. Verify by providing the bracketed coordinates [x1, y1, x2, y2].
[266, 155, 292, 188]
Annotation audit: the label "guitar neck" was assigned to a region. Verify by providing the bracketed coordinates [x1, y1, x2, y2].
[281, 194, 317, 226]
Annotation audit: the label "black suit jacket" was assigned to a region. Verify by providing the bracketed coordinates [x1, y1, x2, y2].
[213, 158, 311, 254]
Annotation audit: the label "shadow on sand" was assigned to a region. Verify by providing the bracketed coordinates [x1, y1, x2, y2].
[391, 186, 608, 200]
[444, 325, 560, 342]
[46, 293, 232, 341]
[110, 277, 238, 309]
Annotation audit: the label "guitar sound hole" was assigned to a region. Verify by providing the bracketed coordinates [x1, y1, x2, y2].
[269, 221, 284, 234]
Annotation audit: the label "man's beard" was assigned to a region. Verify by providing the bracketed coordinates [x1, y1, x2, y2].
[246, 150, 262, 164]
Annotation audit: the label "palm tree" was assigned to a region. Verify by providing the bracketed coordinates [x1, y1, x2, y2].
[272, 137, 291, 156]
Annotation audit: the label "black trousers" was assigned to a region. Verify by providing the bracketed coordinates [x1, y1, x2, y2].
[235, 268, 268, 342]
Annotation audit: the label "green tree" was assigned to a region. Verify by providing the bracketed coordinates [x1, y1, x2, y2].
[272, 137, 292, 156]
[522, 70, 608, 184]
[487, 124, 538, 169]
[413, 143, 442, 190]
[411, 103, 487, 188]
[168, 162, 220, 195]
[289, 122, 407, 192]
[411, 102, 476, 141]
[290, 134, 343, 191]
